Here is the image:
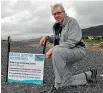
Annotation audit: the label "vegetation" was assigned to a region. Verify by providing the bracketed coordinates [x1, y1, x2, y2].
[83, 38, 103, 44]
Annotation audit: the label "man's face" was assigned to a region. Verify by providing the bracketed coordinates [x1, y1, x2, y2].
[52, 6, 65, 24]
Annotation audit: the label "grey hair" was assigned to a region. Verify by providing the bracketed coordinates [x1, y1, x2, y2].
[51, 3, 65, 14]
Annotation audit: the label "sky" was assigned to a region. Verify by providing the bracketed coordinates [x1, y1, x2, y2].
[1, 0, 103, 41]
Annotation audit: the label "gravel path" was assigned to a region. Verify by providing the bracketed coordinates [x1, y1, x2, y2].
[1, 40, 103, 93]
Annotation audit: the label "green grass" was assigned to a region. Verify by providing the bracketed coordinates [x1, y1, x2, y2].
[84, 39, 103, 44]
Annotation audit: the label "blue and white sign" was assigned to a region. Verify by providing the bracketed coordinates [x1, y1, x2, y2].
[8, 52, 45, 85]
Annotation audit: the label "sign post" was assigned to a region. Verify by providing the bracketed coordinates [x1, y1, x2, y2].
[6, 36, 11, 82]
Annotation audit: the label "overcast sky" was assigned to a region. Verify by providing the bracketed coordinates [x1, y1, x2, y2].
[1, 0, 103, 41]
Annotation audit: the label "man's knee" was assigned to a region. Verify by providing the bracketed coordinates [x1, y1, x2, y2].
[53, 46, 62, 56]
[52, 46, 68, 59]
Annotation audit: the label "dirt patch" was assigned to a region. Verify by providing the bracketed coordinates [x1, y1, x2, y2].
[85, 42, 103, 52]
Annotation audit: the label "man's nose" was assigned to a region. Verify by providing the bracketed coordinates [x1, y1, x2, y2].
[55, 14, 59, 17]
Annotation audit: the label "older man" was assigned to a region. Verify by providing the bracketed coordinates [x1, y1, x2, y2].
[40, 3, 97, 93]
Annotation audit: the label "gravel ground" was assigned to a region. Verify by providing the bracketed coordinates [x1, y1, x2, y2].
[1, 40, 103, 93]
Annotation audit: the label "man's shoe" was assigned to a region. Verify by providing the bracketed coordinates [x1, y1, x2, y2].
[41, 85, 57, 93]
[90, 69, 97, 83]
[84, 69, 97, 83]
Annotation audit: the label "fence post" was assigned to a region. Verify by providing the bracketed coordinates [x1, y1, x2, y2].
[6, 36, 11, 82]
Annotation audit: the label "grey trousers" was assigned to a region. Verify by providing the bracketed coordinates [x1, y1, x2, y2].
[52, 45, 90, 88]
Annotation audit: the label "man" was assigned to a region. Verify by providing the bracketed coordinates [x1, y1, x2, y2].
[40, 3, 97, 93]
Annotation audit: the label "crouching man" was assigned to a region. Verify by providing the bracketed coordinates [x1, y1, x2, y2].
[40, 3, 97, 93]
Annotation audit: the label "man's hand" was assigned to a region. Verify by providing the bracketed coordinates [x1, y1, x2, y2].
[45, 47, 54, 61]
[40, 36, 47, 47]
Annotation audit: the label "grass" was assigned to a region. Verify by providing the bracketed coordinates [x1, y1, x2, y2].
[84, 39, 103, 44]
[83, 39, 103, 53]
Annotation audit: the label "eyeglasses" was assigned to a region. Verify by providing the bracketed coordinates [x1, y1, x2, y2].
[52, 11, 63, 16]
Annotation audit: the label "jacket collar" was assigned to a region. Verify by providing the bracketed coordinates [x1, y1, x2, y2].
[61, 14, 69, 28]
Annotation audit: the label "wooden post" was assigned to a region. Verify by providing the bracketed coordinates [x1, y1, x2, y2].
[43, 40, 47, 54]
[6, 36, 11, 82]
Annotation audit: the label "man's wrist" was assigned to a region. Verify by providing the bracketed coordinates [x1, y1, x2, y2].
[46, 36, 49, 40]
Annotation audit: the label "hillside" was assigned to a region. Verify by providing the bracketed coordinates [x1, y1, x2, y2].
[82, 25, 103, 36]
